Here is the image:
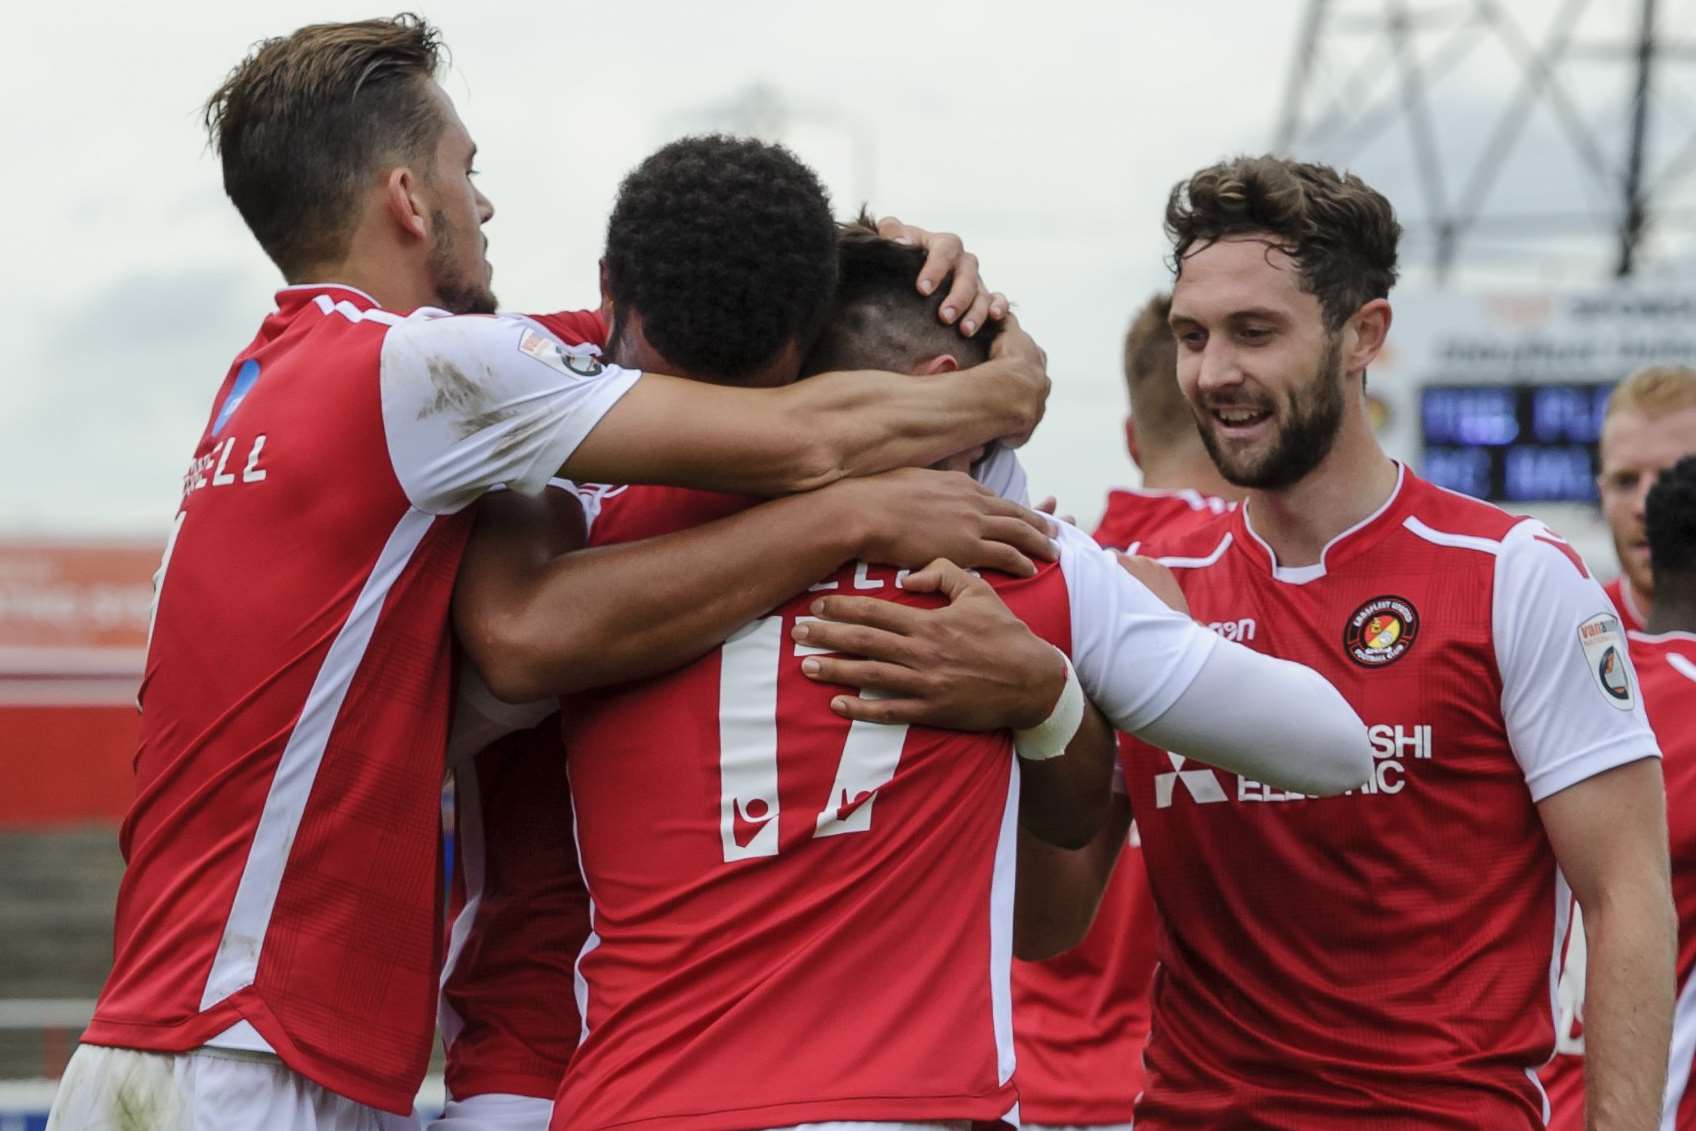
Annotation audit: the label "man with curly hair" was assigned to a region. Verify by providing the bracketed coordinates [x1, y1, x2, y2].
[960, 154, 1671, 1129]
[52, 16, 1057, 1129]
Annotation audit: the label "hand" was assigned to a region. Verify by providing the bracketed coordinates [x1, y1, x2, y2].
[791, 558, 1067, 730]
[985, 312, 1049, 447]
[1036, 496, 1077, 527]
[830, 468, 1057, 578]
[876, 215, 1010, 337]
[1117, 553, 1188, 614]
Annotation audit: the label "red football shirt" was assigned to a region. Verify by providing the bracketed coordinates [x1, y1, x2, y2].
[1542, 628, 1696, 1130]
[82, 285, 639, 1112]
[438, 310, 607, 1103]
[1125, 465, 1659, 1129]
[1013, 485, 1234, 1128]
[553, 485, 1221, 1131]
[1605, 573, 1648, 632]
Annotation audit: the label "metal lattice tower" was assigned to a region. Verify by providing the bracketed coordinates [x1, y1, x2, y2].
[1277, 0, 1696, 281]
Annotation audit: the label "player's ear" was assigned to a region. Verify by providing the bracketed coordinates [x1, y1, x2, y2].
[1346, 298, 1392, 375]
[598, 259, 614, 325]
[1126, 416, 1144, 471]
[917, 354, 960, 375]
[384, 166, 429, 243]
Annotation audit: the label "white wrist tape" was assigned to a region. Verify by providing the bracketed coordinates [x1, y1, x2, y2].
[1014, 649, 1086, 761]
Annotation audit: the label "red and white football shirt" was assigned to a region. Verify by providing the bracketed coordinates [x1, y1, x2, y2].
[1543, 629, 1696, 1130]
[83, 285, 639, 1113]
[1092, 485, 1235, 555]
[1605, 573, 1649, 632]
[1125, 465, 1659, 1129]
[437, 309, 607, 1105]
[1012, 485, 1234, 1129]
[552, 486, 1221, 1131]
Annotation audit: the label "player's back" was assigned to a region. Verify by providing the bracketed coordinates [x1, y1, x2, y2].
[86, 288, 641, 1113]
[554, 485, 1071, 1131]
[1123, 468, 1655, 1129]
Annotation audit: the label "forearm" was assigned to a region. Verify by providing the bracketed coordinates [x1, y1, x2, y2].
[1014, 794, 1129, 961]
[1582, 883, 1675, 1130]
[1019, 700, 1115, 850]
[778, 360, 1040, 492]
[1135, 640, 1370, 796]
[469, 492, 863, 700]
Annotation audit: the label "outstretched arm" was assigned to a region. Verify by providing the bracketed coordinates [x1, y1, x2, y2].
[562, 314, 1048, 495]
[455, 470, 1056, 703]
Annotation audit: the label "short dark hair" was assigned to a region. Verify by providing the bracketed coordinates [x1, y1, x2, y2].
[1123, 292, 1193, 450]
[1647, 455, 1696, 584]
[603, 135, 838, 383]
[800, 210, 1003, 376]
[204, 14, 447, 280]
[1166, 155, 1401, 331]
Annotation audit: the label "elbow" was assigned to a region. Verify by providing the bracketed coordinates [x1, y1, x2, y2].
[463, 611, 580, 703]
[1298, 717, 1374, 798]
[1014, 917, 1087, 962]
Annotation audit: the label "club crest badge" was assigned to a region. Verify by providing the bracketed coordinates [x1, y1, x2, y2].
[1577, 612, 1635, 710]
[1344, 595, 1419, 667]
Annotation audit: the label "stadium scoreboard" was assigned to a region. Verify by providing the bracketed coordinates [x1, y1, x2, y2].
[1420, 382, 1612, 504]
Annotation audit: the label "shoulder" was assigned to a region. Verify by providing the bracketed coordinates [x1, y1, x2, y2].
[523, 309, 608, 350]
[1094, 487, 1233, 552]
[1397, 476, 1527, 548]
[1141, 509, 1236, 570]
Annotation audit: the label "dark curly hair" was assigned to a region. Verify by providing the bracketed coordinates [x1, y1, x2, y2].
[799, 209, 1002, 377]
[1647, 455, 1696, 584]
[604, 135, 838, 382]
[1165, 155, 1401, 331]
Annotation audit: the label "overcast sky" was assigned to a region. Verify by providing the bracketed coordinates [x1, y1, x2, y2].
[6, 0, 1687, 537]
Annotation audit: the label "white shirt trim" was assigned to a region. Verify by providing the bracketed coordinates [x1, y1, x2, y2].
[1238, 463, 1406, 585]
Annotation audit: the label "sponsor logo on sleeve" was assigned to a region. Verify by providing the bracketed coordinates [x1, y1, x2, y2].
[518, 328, 605, 378]
[1344, 595, 1419, 667]
[1577, 612, 1635, 710]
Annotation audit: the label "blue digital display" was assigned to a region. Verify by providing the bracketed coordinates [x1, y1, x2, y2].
[1420, 383, 1612, 502]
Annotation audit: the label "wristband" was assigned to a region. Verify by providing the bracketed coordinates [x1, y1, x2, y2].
[1014, 649, 1085, 761]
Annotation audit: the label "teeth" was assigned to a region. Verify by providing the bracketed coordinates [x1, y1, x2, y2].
[1216, 409, 1265, 424]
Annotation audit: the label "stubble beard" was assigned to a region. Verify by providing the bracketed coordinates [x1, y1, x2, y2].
[428, 209, 498, 315]
[1195, 335, 1347, 491]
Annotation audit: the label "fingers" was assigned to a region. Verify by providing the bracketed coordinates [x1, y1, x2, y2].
[923, 235, 968, 313]
[1036, 496, 1058, 515]
[793, 620, 916, 664]
[939, 249, 982, 330]
[896, 558, 980, 600]
[987, 292, 1011, 322]
[954, 267, 992, 337]
[979, 493, 1058, 537]
[801, 656, 927, 697]
[875, 215, 914, 244]
[953, 538, 1036, 579]
[980, 514, 1057, 565]
[828, 693, 938, 726]
[808, 594, 925, 634]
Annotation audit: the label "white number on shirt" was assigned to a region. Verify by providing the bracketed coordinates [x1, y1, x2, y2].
[717, 616, 910, 863]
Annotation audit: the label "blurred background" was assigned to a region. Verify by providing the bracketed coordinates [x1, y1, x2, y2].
[7, 0, 1696, 1121]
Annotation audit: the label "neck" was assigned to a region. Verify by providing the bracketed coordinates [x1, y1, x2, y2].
[299, 213, 436, 313]
[1646, 580, 1696, 635]
[1241, 407, 1399, 568]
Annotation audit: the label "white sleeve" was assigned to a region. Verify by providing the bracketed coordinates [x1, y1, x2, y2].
[971, 443, 1031, 507]
[1056, 522, 1371, 796]
[1495, 521, 1661, 802]
[379, 313, 641, 514]
[1054, 521, 1219, 733]
[445, 666, 558, 772]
